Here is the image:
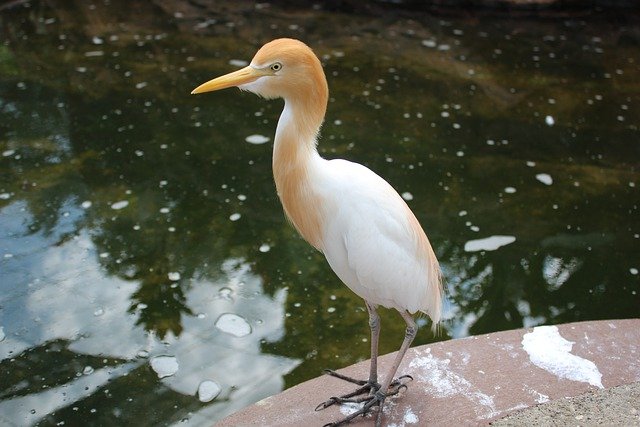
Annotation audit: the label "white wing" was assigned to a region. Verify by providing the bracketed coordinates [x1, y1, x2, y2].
[318, 159, 442, 322]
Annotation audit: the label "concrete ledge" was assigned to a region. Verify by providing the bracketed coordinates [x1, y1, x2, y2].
[216, 319, 640, 426]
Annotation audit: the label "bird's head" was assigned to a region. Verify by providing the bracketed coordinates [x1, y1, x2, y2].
[191, 38, 328, 105]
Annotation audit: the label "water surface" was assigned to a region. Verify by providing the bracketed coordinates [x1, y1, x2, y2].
[0, 2, 638, 425]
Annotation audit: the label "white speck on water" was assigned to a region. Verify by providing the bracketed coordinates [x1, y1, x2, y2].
[545, 115, 555, 126]
[0, 327, 5, 342]
[111, 200, 129, 210]
[630, 268, 638, 275]
[84, 50, 104, 57]
[259, 243, 271, 253]
[215, 313, 251, 337]
[422, 39, 437, 48]
[168, 272, 181, 281]
[197, 380, 221, 402]
[92, 36, 103, 45]
[160, 207, 170, 214]
[135, 82, 147, 89]
[464, 235, 516, 252]
[522, 325, 603, 388]
[504, 187, 516, 194]
[536, 173, 553, 185]
[458, 210, 467, 217]
[245, 134, 270, 145]
[2, 149, 15, 157]
[526, 161, 536, 167]
[402, 192, 414, 201]
[327, 307, 336, 313]
[0, 193, 11, 200]
[93, 308, 104, 317]
[229, 213, 241, 221]
[83, 366, 94, 375]
[81, 200, 92, 209]
[229, 59, 248, 67]
[404, 408, 419, 423]
[137, 350, 149, 358]
[150, 355, 179, 379]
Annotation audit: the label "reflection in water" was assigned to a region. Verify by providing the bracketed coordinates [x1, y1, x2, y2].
[0, 201, 298, 425]
[0, 1, 639, 425]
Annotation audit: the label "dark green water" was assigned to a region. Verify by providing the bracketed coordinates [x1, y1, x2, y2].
[0, 1, 638, 425]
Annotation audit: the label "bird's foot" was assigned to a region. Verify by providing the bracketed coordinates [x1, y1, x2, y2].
[320, 385, 409, 427]
[315, 369, 412, 411]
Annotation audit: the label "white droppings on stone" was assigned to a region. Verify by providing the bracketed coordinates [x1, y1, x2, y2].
[410, 348, 496, 418]
[522, 325, 604, 388]
[404, 407, 419, 423]
[339, 402, 365, 416]
[464, 235, 516, 252]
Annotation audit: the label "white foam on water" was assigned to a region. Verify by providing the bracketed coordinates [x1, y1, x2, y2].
[150, 355, 179, 379]
[215, 313, 251, 337]
[522, 325, 603, 388]
[464, 235, 516, 252]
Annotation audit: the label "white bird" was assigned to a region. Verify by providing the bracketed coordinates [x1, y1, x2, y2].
[192, 38, 443, 427]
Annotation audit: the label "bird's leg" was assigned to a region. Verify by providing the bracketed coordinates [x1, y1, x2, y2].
[321, 311, 417, 427]
[371, 311, 417, 427]
[315, 302, 382, 411]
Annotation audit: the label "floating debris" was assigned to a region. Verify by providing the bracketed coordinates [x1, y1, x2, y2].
[168, 272, 181, 281]
[215, 313, 251, 337]
[0, 326, 5, 342]
[464, 235, 516, 252]
[111, 200, 129, 210]
[229, 213, 241, 221]
[401, 192, 414, 201]
[150, 355, 179, 379]
[545, 115, 555, 126]
[536, 173, 553, 186]
[197, 380, 221, 402]
[245, 134, 270, 145]
[259, 243, 271, 253]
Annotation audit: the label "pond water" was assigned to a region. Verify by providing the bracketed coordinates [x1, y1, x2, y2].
[1, 1, 638, 425]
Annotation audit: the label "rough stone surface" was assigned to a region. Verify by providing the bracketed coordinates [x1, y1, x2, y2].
[216, 319, 640, 426]
[493, 382, 640, 426]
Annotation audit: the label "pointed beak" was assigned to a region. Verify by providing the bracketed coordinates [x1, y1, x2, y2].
[191, 66, 262, 95]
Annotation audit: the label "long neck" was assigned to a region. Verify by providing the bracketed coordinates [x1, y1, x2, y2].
[273, 95, 327, 250]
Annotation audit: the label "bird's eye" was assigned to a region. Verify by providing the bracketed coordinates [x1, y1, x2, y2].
[270, 62, 282, 72]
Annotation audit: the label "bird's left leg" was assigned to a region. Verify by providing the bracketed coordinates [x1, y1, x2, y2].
[316, 302, 389, 410]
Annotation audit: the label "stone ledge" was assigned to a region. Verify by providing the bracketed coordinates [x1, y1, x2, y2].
[216, 319, 640, 426]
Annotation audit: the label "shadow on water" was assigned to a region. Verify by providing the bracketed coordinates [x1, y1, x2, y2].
[0, 1, 638, 425]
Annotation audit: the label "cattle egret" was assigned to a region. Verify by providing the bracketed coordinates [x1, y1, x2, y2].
[192, 38, 443, 427]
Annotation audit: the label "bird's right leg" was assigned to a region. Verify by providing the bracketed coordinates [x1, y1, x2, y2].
[316, 302, 411, 411]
